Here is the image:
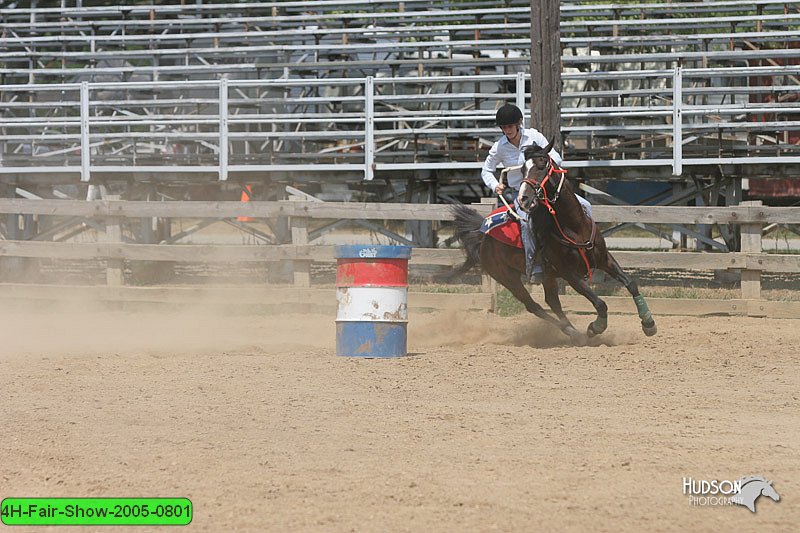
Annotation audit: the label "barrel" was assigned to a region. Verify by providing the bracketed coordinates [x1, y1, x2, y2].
[335, 245, 412, 357]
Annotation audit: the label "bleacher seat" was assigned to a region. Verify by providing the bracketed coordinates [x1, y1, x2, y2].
[0, 0, 798, 189]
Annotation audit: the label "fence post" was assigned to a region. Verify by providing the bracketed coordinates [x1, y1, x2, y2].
[672, 66, 683, 176]
[289, 197, 311, 287]
[219, 78, 229, 181]
[516, 72, 526, 128]
[364, 76, 375, 181]
[105, 195, 124, 286]
[739, 200, 762, 301]
[80, 81, 91, 183]
[0, 184, 24, 281]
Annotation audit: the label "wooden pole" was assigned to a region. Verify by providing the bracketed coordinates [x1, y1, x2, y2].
[739, 200, 763, 302]
[105, 195, 124, 287]
[530, 0, 562, 146]
[289, 196, 311, 287]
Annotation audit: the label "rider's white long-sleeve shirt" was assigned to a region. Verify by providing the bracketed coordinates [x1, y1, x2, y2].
[481, 128, 563, 191]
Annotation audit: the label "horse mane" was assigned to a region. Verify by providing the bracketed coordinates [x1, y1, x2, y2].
[740, 476, 769, 486]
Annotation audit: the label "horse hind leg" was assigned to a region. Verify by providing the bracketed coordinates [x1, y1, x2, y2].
[562, 273, 609, 338]
[501, 272, 561, 327]
[481, 242, 560, 327]
[599, 252, 657, 337]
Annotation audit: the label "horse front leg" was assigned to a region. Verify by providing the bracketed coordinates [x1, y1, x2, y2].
[563, 273, 609, 338]
[541, 271, 581, 340]
[600, 252, 657, 337]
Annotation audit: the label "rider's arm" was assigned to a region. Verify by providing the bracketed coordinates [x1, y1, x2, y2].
[481, 141, 502, 191]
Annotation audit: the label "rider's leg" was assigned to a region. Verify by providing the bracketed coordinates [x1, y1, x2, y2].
[515, 199, 541, 282]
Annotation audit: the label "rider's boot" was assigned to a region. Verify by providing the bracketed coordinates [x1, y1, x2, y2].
[520, 220, 542, 284]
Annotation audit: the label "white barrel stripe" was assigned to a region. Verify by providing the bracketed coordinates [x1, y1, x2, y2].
[336, 287, 408, 322]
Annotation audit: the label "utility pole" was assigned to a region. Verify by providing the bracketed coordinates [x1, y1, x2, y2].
[530, 0, 562, 148]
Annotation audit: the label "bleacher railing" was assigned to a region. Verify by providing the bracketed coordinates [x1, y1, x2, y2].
[2, 67, 800, 181]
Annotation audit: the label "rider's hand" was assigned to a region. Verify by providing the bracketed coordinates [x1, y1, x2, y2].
[494, 183, 506, 195]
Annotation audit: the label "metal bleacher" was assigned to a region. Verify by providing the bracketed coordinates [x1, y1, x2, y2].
[560, 0, 800, 185]
[1, 0, 799, 201]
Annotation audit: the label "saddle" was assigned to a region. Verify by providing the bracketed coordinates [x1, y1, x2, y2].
[479, 206, 523, 249]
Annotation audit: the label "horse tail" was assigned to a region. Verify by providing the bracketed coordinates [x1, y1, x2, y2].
[450, 202, 485, 264]
[434, 202, 485, 281]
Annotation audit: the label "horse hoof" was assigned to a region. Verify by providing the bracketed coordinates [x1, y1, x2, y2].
[562, 326, 586, 346]
[587, 321, 607, 338]
[563, 325, 579, 338]
[642, 320, 657, 337]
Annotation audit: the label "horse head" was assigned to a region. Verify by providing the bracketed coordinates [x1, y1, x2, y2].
[524, 140, 554, 161]
[732, 476, 780, 512]
[517, 140, 555, 213]
[761, 480, 780, 502]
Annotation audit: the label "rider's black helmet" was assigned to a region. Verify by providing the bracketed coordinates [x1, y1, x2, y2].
[495, 103, 523, 126]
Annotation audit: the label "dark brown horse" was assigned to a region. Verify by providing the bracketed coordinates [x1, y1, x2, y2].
[448, 142, 657, 342]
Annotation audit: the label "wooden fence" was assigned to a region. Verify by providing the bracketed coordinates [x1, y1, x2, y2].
[1, 199, 799, 318]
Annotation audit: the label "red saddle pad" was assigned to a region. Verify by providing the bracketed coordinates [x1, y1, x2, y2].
[481, 206, 522, 249]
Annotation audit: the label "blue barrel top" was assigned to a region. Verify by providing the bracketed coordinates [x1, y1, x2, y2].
[334, 245, 412, 260]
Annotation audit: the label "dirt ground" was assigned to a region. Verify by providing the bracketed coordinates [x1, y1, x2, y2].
[1, 298, 798, 532]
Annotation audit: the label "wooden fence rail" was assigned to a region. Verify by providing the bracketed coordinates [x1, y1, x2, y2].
[1, 200, 798, 317]
[2, 199, 800, 224]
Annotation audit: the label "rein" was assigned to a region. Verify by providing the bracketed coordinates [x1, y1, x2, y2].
[522, 161, 596, 281]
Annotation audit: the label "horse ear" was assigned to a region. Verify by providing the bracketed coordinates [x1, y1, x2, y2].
[523, 145, 536, 160]
[526, 139, 555, 159]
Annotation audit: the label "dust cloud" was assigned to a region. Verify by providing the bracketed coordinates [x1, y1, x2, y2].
[409, 309, 635, 349]
[0, 291, 335, 359]
[0, 287, 638, 359]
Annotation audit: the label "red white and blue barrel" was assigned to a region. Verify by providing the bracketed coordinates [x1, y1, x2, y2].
[335, 245, 412, 357]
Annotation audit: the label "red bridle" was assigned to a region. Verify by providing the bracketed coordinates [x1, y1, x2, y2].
[521, 157, 595, 282]
[521, 158, 567, 214]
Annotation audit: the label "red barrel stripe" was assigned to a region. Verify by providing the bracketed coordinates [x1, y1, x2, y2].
[336, 258, 409, 287]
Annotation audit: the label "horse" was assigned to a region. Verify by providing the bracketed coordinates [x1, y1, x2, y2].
[731, 476, 780, 512]
[447, 141, 657, 342]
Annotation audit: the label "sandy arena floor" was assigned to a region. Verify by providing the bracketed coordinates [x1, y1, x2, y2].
[1, 301, 798, 532]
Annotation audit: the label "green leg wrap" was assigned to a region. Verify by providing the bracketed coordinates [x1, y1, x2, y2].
[634, 295, 652, 322]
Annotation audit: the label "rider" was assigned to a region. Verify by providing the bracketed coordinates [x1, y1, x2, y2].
[481, 103, 591, 283]
[481, 103, 559, 282]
